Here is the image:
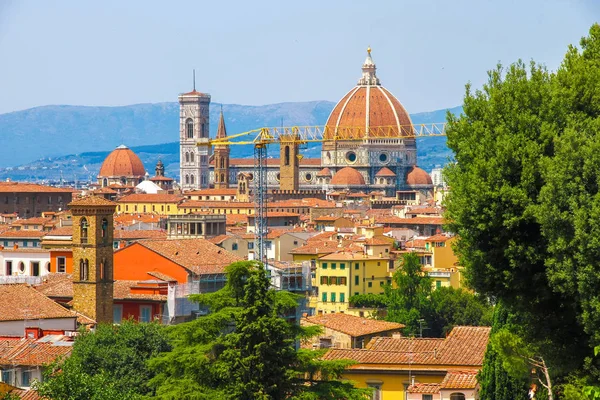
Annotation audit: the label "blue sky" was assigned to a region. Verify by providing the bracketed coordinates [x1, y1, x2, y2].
[0, 0, 597, 114]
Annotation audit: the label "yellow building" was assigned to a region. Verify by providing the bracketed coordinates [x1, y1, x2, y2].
[116, 193, 184, 215]
[323, 326, 491, 400]
[314, 252, 392, 314]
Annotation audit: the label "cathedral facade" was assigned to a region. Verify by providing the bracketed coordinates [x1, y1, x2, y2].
[179, 50, 432, 195]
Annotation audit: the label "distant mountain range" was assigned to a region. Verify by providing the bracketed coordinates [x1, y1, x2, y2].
[0, 102, 461, 182]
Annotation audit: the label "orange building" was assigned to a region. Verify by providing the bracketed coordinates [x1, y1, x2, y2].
[114, 238, 242, 284]
[49, 249, 72, 274]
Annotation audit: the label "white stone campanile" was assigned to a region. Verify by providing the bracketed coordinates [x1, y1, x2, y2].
[179, 89, 211, 190]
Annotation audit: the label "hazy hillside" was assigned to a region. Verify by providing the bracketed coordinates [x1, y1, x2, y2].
[0, 102, 460, 182]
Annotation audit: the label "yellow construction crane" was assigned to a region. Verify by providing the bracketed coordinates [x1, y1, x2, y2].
[197, 123, 447, 263]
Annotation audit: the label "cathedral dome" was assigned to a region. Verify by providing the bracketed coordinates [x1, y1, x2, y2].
[99, 145, 146, 178]
[406, 166, 432, 186]
[331, 167, 366, 186]
[324, 49, 413, 140]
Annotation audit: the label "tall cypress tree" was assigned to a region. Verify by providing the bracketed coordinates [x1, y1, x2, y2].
[478, 303, 528, 400]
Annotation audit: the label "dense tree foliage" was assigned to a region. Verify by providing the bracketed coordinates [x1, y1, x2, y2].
[36, 321, 171, 400]
[148, 261, 370, 399]
[445, 23, 600, 392]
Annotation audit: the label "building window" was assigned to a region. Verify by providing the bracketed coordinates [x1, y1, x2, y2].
[190, 175, 195, 185]
[436, 280, 442, 289]
[201, 123, 206, 138]
[18, 262, 25, 273]
[185, 152, 190, 163]
[450, 394, 466, 400]
[329, 277, 337, 285]
[338, 277, 347, 285]
[5, 261, 13, 276]
[320, 276, 328, 285]
[321, 292, 327, 302]
[321, 263, 328, 269]
[340, 293, 345, 303]
[101, 218, 108, 241]
[21, 370, 31, 387]
[355, 275, 359, 285]
[56, 257, 66, 273]
[45, 262, 51, 273]
[80, 217, 88, 244]
[422, 395, 433, 400]
[186, 118, 194, 138]
[340, 263, 345, 270]
[331, 263, 336, 270]
[232, 243, 238, 251]
[140, 305, 152, 322]
[80, 259, 89, 281]
[367, 383, 382, 400]
[190, 152, 195, 163]
[2, 370, 11, 384]
[355, 263, 359, 270]
[330, 293, 336, 303]
[284, 146, 290, 166]
[368, 282, 372, 288]
[113, 305, 123, 323]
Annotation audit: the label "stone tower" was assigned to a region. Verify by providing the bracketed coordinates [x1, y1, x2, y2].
[179, 85, 211, 191]
[155, 159, 165, 177]
[69, 196, 117, 324]
[213, 110, 230, 189]
[279, 134, 300, 191]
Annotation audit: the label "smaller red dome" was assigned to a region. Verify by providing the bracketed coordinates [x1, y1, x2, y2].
[375, 167, 396, 177]
[331, 167, 366, 186]
[316, 167, 333, 177]
[99, 145, 146, 178]
[406, 166, 432, 186]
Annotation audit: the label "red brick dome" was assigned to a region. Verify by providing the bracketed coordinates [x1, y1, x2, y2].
[406, 166, 432, 186]
[324, 50, 413, 140]
[99, 145, 146, 178]
[331, 167, 365, 186]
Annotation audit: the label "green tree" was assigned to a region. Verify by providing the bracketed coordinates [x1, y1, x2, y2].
[384, 253, 433, 336]
[35, 320, 170, 400]
[444, 22, 600, 392]
[428, 287, 492, 337]
[148, 261, 369, 400]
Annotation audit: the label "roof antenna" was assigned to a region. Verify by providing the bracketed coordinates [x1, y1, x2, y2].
[193, 69, 196, 91]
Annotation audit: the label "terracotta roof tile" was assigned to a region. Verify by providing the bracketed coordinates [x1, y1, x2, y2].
[44, 226, 73, 236]
[68, 195, 117, 207]
[290, 240, 340, 255]
[407, 383, 441, 394]
[118, 194, 184, 203]
[146, 271, 178, 282]
[440, 370, 479, 389]
[0, 182, 73, 194]
[375, 216, 444, 226]
[113, 280, 167, 302]
[0, 338, 73, 367]
[0, 229, 46, 238]
[324, 326, 491, 367]
[0, 284, 75, 321]
[114, 229, 167, 240]
[136, 238, 242, 275]
[426, 234, 452, 242]
[304, 314, 404, 337]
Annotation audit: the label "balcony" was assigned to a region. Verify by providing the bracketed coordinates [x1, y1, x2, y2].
[0, 275, 43, 285]
[427, 271, 451, 278]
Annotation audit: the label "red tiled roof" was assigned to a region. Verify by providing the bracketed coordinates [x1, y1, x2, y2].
[44, 226, 73, 236]
[226, 214, 248, 226]
[375, 167, 396, 177]
[440, 370, 479, 389]
[304, 314, 403, 337]
[0, 338, 72, 367]
[0, 229, 46, 238]
[146, 271, 178, 282]
[426, 234, 451, 242]
[375, 216, 444, 226]
[113, 280, 167, 302]
[289, 240, 340, 255]
[324, 326, 491, 367]
[118, 194, 184, 203]
[407, 383, 441, 394]
[136, 238, 242, 275]
[0, 182, 73, 193]
[331, 167, 366, 186]
[69, 195, 117, 207]
[11, 217, 54, 226]
[0, 284, 75, 321]
[149, 176, 174, 182]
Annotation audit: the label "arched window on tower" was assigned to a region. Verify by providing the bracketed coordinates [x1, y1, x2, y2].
[284, 146, 290, 166]
[201, 123, 206, 138]
[185, 175, 189, 185]
[102, 178, 108, 187]
[190, 152, 194, 163]
[80, 218, 88, 244]
[220, 173, 225, 183]
[190, 175, 195, 185]
[99, 259, 106, 281]
[220, 158, 225, 169]
[101, 218, 108, 242]
[185, 152, 190, 163]
[80, 259, 89, 281]
[186, 118, 194, 139]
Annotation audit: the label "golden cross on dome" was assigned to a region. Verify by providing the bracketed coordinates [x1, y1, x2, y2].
[367, 46, 371, 55]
